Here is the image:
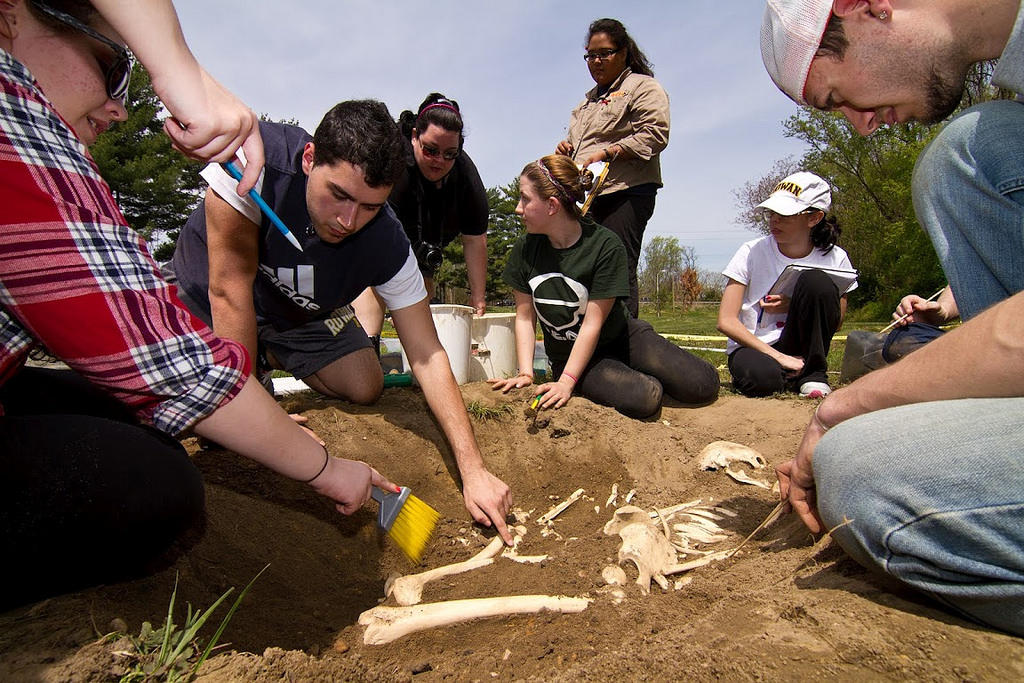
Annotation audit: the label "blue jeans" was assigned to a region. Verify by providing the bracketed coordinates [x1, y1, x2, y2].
[913, 99, 1024, 320]
[814, 398, 1024, 636]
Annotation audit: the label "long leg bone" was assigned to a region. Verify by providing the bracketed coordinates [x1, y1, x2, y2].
[386, 536, 505, 606]
[359, 595, 592, 645]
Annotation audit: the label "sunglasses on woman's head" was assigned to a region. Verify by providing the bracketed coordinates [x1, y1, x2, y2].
[30, 0, 132, 101]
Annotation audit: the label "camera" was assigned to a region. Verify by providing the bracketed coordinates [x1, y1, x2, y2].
[413, 240, 444, 270]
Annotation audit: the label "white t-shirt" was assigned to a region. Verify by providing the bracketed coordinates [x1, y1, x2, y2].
[721, 236, 857, 354]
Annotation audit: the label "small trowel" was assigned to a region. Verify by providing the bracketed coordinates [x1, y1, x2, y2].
[524, 393, 543, 428]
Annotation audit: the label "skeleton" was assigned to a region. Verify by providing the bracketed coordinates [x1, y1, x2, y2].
[359, 595, 592, 645]
[604, 501, 737, 593]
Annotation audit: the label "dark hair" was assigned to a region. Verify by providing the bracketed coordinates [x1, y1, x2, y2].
[398, 92, 465, 148]
[312, 100, 405, 188]
[586, 18, 654, 77]
[520, 154, 595, 220]
[816, 16, 848, 60]
[811, 213, 842, 253]
[16, 1, 97, 37]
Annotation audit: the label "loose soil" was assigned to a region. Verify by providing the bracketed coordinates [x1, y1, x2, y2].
[1, 383, 1021, 681]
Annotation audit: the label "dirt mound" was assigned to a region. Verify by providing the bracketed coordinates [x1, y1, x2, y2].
[0, 384, 1020, 681]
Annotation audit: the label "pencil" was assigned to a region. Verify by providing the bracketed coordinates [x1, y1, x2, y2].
[222, 161, 304, 252]
[880, 287, 945, 333]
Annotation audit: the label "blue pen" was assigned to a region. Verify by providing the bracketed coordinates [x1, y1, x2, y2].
[222, 161, 303, 252]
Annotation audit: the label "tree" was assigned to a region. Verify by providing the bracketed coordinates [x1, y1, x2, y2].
[91, 65, 205, 258]
[432, 178, 523, 305]
[639, 237, 699, 312]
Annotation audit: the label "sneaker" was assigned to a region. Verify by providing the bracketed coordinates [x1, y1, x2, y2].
[799, 381, 831, 399]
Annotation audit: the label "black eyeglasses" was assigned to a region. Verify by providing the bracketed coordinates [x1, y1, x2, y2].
[31, 0, 132, 101]
[419, 141, 460, 161]
[583, 48, 620, 63]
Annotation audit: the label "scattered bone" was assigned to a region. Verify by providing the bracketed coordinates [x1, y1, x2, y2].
[502, 549, 548, 564]
[601, 565, 628, 586]
[623, 489, 637, 504]
[725, 467, 772, 489]
[606, 484, 619, 508]
[537, 488, 585, 524]
[697, 441, 767, 471]
[359, 595, 592, 645]
[650, 499, 706, 518]
[386, 536, 504, 606]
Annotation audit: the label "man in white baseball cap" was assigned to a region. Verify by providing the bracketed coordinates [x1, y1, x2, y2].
[760, 0, 1024, 637]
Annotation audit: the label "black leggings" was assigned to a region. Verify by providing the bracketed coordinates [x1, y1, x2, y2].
[0, 368, 204, 608]
[590, 190, 657, 319]
[552, 319, 720, 419]
[727, 269, 842, 397]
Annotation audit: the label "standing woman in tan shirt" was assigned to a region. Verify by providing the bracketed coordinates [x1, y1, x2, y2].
[556, 17, 670, 318]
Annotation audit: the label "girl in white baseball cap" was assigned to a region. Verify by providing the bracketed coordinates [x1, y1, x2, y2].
[718, 172, 858, 398]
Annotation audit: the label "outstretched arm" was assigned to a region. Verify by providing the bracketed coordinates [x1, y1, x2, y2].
[91, 0, 264, 192]
[392, 299, 514, 544]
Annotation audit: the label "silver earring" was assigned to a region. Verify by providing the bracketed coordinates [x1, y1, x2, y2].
[878, 11, 888, 20]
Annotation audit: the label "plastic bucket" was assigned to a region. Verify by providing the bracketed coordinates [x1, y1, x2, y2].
[468, 313, 517, 382]
[402, 304, 474, 385]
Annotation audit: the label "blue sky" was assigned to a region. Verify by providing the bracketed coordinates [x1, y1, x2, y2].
[174, 1, 809, 272]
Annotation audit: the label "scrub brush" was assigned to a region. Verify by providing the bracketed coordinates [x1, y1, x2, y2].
[371, 486, 440, 564]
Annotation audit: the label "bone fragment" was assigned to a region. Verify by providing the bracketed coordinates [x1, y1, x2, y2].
[624, 489, 636, 504]
[501, 549, 548, 564]
[725, 467, 772, 489]
[602, 506, 651, 535]
[601, 565, 628, 586]
[606, 483, 619, 508]
[536, 488, 585, 524]
[386, 536, 504, 606]
[697, 441, 767, 471]
[359, 595, 592, 645]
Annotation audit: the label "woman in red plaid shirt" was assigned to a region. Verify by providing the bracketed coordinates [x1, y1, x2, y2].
[0, 0, 398, 608]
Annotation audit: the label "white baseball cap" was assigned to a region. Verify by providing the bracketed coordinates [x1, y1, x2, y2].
[761, 0, 834, 105]
[756, 172, 832, 215]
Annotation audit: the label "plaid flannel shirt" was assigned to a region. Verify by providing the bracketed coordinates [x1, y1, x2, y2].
[0, 50, 249, 435]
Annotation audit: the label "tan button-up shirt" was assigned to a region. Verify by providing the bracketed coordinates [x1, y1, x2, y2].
[564, 68, 670, 196]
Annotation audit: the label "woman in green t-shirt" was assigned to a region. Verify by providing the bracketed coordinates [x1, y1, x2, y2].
[489, 155, 718, 418]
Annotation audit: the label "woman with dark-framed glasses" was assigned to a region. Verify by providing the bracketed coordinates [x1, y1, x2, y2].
[353, 92, 489, 350]
[0, 0, 395, 608]
[555, 17, 670, 318]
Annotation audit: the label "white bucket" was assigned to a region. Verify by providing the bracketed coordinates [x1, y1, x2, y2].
[402, 304, 474, 385]
[468, 313, 517, 382]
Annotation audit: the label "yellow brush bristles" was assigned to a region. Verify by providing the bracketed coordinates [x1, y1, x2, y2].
[388, 494, 441, 564]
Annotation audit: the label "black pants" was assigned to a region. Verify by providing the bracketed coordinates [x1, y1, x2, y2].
[590, 190, 657, 318]
[727, 270, 842, 397]
[0, 368, 204, 608]
[552, 319, 719, 419]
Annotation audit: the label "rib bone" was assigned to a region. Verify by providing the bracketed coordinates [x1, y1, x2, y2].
[359, 595, 592, 645]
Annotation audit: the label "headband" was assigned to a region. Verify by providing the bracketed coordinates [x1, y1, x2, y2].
[419, 102, 462, 119]
[535, 160, 574, 204]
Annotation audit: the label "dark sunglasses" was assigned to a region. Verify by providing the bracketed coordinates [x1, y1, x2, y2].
[30, 0, 132, 101]
[419, 141, 459, 161]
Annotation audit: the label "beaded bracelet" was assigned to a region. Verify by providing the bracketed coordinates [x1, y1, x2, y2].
[300, 444, 331, 483]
